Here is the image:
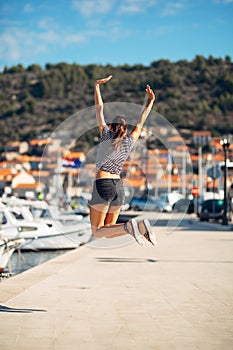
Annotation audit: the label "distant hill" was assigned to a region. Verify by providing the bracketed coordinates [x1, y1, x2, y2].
[0, 55, 232, 152]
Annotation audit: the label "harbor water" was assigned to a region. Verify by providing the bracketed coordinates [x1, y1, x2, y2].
[3, 249, 70, 277]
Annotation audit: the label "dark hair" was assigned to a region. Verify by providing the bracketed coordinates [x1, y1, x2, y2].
[110, 115, 127, 149]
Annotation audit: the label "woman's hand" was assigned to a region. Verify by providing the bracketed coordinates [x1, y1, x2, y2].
[94, 76, 113, 128]
[146, 84, 155, 101]
[96, 75, 113, 85]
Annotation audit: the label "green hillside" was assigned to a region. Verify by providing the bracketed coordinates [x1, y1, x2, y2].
[0, 55, 232, 152]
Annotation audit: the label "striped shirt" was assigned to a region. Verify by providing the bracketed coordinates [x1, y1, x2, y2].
[96, 125, 134, 175]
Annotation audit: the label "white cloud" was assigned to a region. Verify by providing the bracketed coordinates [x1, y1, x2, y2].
[62, 33, 87, 44]
[119, 1, 144, 13]
[0, 25, 89, 65]
[71, 0, 185, 18]
[38, 17, 59, 30]
[37, 30, 86, 46]
[38, 30, 59, 43]
[72, 0, 114, 16]
[0, 30, 21, 61]
[146, 24, 177, 38]
[119, 0, 157, 14]
[0, 28, 46, 63]
[160, 1, 185, 16]
[0, 18, 23, 26]
[23, 3, 34, 13]
[214, 0, 233, 3]
[72, 0, 158, 16]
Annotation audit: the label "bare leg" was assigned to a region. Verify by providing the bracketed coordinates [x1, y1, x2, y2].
[96, 223, 128, 239]
[90, 204, 127, 239]
[104, 205, 121, 225]
[90, 204, 145, 245]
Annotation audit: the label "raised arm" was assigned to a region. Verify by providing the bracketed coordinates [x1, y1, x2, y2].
[94, 75, 113, 135]
[131, 84, 155, 142]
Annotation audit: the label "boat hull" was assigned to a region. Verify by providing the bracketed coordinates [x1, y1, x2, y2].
[19, 228, 92, 250]
[0, 238, 25, 272]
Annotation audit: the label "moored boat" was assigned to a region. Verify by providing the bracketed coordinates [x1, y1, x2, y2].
[0, 235, 25, 272]
[0, 200, 92, 250]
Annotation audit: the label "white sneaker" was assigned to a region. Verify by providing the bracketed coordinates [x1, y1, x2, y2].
[125, 219, 145, 245]
[138, 219, 157, 246]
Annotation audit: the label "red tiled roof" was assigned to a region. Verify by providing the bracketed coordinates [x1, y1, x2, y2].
[127, 178, 145, 187]
[0, 169, 12, 176]
[63, 151, 85, 159]
[14, 183, 40, 189]
[5, 141, 21, 147]
[31, 170, 51, 177]
[167, 136, 184, 142]
[191, 155, 199, 161]
[30, 139, 53, 146]
[193, 131, 211, 136]
[18, 155, 42, 162]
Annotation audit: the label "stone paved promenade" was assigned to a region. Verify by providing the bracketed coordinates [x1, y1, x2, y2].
[0, 213, 233, 350]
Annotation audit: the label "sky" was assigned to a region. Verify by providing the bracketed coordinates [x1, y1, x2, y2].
[0, 0, 232, 69]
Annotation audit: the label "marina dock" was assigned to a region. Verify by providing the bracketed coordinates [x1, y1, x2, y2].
[0, 213, 233, 350]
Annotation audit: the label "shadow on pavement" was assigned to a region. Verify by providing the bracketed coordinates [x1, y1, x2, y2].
[96, 257, 233, 264]
[0, 305, 47, 313]
[96, 257, 157, 263]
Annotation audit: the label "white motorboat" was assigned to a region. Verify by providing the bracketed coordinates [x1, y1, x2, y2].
[0, 234, 25, 272]
[12, 199, 93, 245]
[3, 197, 84, 223]
[0, 200, 92, 250]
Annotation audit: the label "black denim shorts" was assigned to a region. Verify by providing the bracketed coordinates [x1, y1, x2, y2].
[89, 178, 125, 206]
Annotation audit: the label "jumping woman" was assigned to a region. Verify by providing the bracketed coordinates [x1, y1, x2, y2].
[89, 75, 157, 246]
